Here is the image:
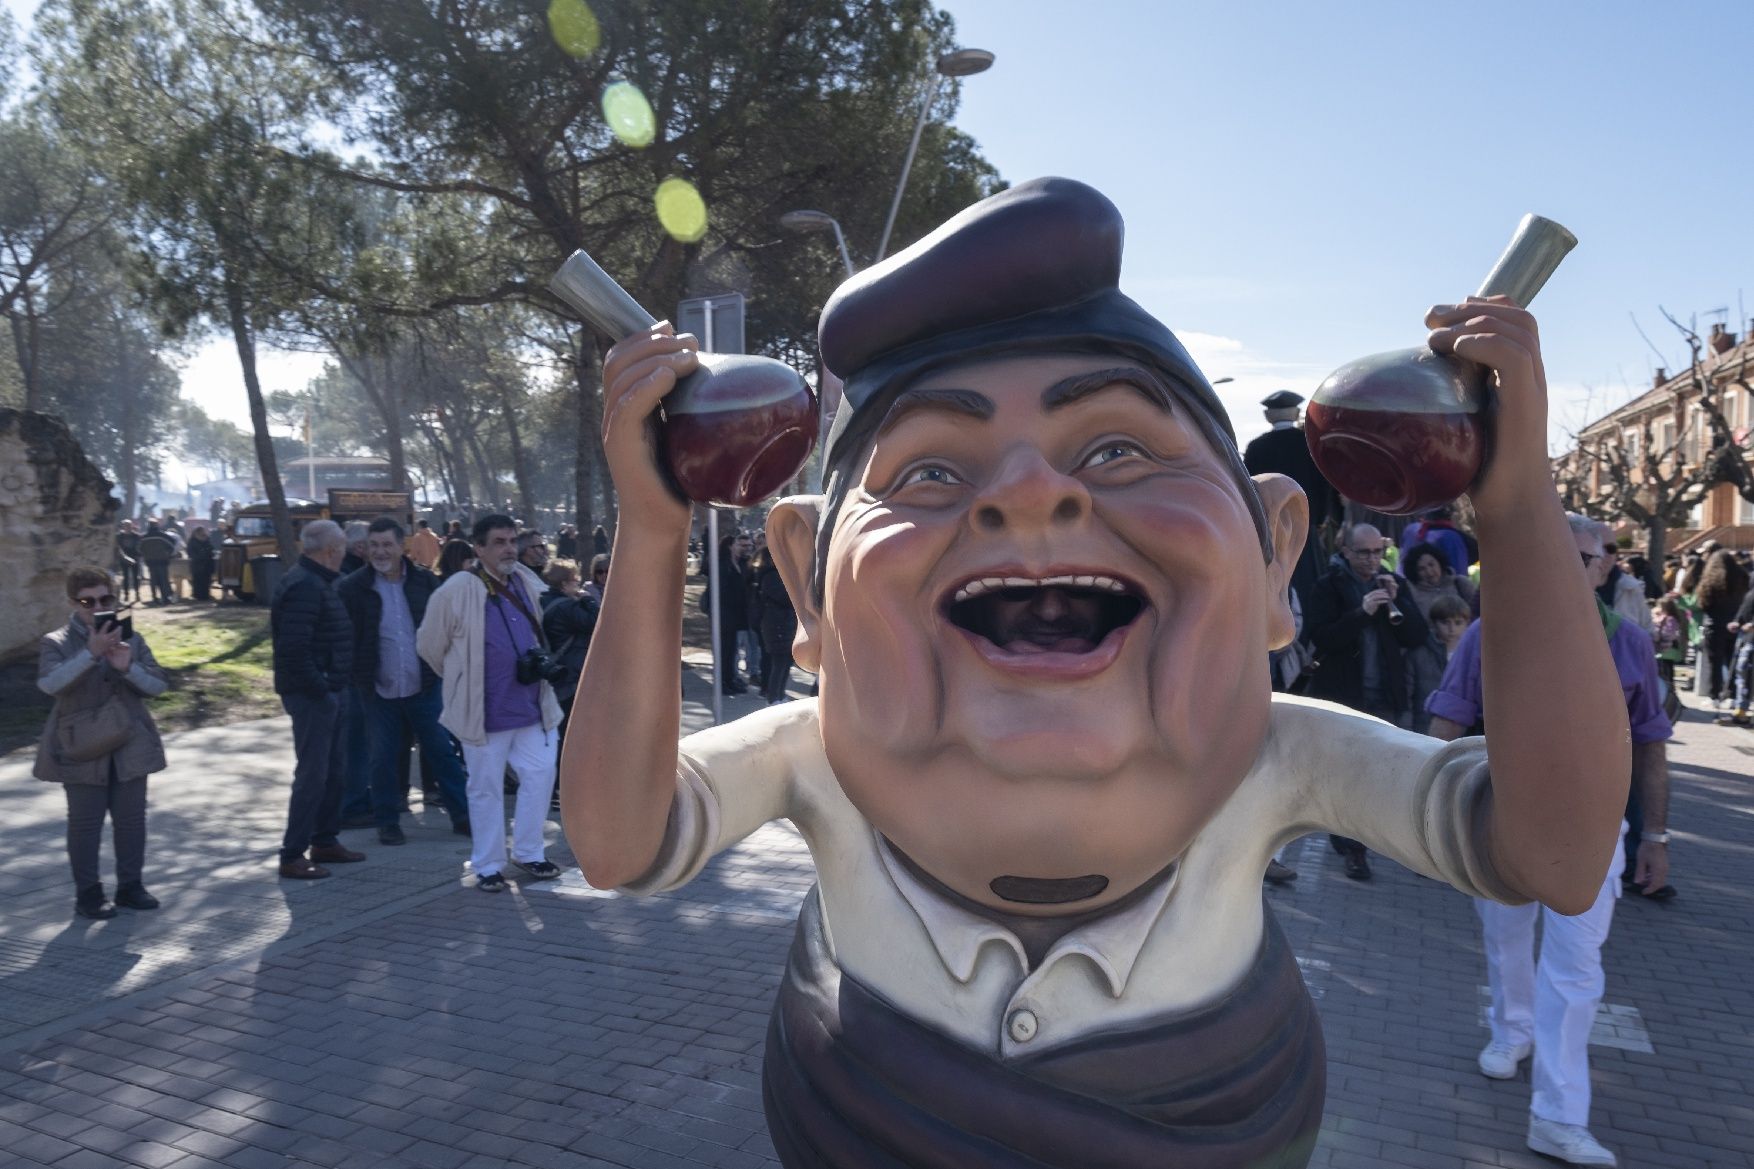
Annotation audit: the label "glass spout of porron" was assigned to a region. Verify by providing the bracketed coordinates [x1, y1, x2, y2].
[1304, 214, 1577, 515]
[549, 250, 817, 508]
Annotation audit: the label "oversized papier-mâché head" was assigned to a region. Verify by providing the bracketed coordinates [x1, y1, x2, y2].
[765, 178, 1310, 916]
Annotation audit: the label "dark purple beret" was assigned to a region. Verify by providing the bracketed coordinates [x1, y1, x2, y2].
[816, 177, 1238, 463]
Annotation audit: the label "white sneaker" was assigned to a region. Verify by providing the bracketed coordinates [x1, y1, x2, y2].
[1477, 1038, 1531, 1079]
[1527, 1117, 1617, 1167]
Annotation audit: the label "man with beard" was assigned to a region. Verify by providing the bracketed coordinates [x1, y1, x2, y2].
[561, 179, 1628, 1169]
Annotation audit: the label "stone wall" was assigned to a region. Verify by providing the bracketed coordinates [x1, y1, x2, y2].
[0, 410, 119, 661]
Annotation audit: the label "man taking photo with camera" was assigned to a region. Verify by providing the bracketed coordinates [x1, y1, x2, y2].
[418, 514, 565, 891]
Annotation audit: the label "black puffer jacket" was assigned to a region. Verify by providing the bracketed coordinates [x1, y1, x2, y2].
[271, 556, 353, 696]
[336, 559, 441, 691]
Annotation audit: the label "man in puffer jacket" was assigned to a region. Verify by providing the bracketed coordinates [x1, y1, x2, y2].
[270, 520, 363, 879]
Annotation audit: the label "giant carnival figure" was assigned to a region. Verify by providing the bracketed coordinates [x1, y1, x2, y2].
[560, 178, 1629, 1168]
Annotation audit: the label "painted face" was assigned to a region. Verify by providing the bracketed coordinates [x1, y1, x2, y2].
[367, 531, 403, 576]
[815, 354, 1292, 917]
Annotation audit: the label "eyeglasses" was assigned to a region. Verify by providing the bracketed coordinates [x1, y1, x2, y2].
[75, 594, 118, 609]
[1345, 547, 1382, 558]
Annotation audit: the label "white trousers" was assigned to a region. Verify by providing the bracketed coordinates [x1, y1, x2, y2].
[1474, 836, 1624, 1126]
[461, 723, 557, 878]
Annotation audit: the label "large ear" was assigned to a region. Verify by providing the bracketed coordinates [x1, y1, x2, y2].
[767, 495, 825, 672]
[1253, 473, 1309, 651]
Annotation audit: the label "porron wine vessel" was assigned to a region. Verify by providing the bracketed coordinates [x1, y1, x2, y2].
[549, 250, 817, 508]
[1304, 214, 1578, 515]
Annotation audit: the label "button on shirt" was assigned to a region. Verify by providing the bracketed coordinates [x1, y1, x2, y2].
[621, 698, 1518, 1058]
[373, 573, 423, 700]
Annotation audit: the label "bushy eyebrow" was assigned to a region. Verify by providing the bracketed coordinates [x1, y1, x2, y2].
[1042, 367, 1176, 413]
[875, 387, 996, 435]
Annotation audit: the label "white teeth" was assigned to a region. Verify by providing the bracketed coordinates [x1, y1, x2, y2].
[952, 574, 1133, 603]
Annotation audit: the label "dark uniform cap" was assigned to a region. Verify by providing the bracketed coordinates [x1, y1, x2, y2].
[813, 176, 1270, 561]
[819, 178, 1236, 456]
[1261, 390, 1303, 410]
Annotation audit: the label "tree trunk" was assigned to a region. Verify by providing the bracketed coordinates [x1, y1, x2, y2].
[572, 346, 598, 539]
[462, 423, 498, 513]
[494, 378, 536, 522]
[1647, 514, 1668, 570]
[226, 277, 296, 563]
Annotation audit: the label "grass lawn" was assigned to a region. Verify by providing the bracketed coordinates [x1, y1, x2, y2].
[0, 601, 280, 756]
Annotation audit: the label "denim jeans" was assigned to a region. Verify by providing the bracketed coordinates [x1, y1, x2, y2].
[339, 688, 373, 819]
[280, 689, 345, 861]
[359, 683, 469, 827]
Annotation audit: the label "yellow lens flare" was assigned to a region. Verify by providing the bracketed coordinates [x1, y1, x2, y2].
[654, 178, 707, 243]
[601, 81, 656, 148]
[547, 0, 600, 59]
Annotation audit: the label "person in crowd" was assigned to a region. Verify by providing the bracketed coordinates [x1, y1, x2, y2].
[337, 517, 471, 843]
[115, 520, 142, 603]
[1428, 512, 1672, 1169]
[437, 538, 476, 580]
[137, 521, 177, 605]
[1399, 504, 1473, 575]
[340, 521, 370, 576]
[1402, 540, 1479, 622]
[1693, 548, 1748, 707]
[1652, 596, 1685, 691]
[540, 559, 599, 700]
[186, 524, 216, 602]
[743, 536, 770, 689]
[1623, 553, 1662, 601]
[417, 514, 564, 892]
[1591, 528, 1652, 634]
[408, 519, 443, 571]
[36, 567, 168, 919]
[1404, 593, 1472, 736]
[1304, 522, 1431, 879]
[1242, 390, 1339, 612]
[1713, 582, 1754, 727]
[592, 524, 610, 557]
[445, 519, 465, 541]
[159, 512, 184, 542]
[270, 520, 365, 879]
[752, 545, 797, 704]
[517, 529, 550, 574]
[584, 554, 609, 604]
[556, 524, 579, 561]
[710, 530, 753, 694]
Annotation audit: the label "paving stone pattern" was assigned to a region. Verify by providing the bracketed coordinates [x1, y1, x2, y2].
[0, 667, 1749, 1168]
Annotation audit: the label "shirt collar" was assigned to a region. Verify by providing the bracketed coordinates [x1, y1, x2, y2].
[875, 833, 1178, 998]
[1270, 419, 1297, 431]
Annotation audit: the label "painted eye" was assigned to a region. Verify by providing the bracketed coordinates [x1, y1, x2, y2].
[1083, 442, 1145, 467]
[900, 464, 961, 487]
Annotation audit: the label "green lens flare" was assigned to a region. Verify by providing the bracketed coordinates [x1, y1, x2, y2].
[654, 178, 707, 243]
[602, 81, 656, 148]
[547, 0, 601, 58]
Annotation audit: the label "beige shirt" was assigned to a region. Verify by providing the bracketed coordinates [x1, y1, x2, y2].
[622, 695, 1514, 1058]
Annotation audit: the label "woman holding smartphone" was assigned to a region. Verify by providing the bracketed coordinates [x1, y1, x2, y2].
[35, 567, 169, 919]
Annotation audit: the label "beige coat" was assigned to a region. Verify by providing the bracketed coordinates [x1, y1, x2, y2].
[417, 565, 562, 747]
[34, 617, 169, 785]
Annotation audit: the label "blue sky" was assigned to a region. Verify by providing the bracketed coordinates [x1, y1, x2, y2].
[8, 0, 1752, 459]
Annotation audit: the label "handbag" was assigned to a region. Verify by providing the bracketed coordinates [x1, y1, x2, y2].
[56, 698, 135, 763]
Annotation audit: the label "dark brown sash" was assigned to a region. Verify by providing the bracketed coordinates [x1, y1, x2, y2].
[763, 889, 1323, 1169]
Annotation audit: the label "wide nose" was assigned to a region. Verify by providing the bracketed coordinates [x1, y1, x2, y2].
[968, 446, 1090, 535]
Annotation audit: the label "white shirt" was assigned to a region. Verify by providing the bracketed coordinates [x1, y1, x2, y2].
[623, 696, 1512, 1058]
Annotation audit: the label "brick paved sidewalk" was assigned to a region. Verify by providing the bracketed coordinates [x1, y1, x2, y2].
[0, 675, 1749, 1168]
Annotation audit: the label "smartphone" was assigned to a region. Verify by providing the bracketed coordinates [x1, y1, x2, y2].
[94, 610, 134, 639]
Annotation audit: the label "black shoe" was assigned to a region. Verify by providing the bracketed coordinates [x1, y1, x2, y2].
[1343, 852, 1372, 881]
[75, 885, 117, 920]
[378, 825, 407, 846]
[477, 872, 508, 893]
[1264, 860, 1298, 885]
[115, 882, 159, 910]
[452, 819, 472, 837]
[514, 859, 561, 881]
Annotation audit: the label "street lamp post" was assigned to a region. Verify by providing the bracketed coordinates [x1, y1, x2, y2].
[874, 46, 995, 263]
[779, 210, 857, 279]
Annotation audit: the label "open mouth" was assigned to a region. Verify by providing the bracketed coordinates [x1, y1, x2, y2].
[943, 573, 1148, 658]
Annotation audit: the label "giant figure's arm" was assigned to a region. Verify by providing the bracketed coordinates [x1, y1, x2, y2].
[1426, 298, 1628, 914]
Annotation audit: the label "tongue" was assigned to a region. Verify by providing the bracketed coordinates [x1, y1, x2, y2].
[1004, 635, 1098, 655]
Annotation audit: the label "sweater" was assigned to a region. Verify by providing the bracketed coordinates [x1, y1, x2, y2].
[417, 565, 563, 746]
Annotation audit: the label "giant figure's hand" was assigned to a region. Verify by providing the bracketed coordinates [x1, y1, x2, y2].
[600, 323, 699, 537]
[1425, 295, 1548, 519]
